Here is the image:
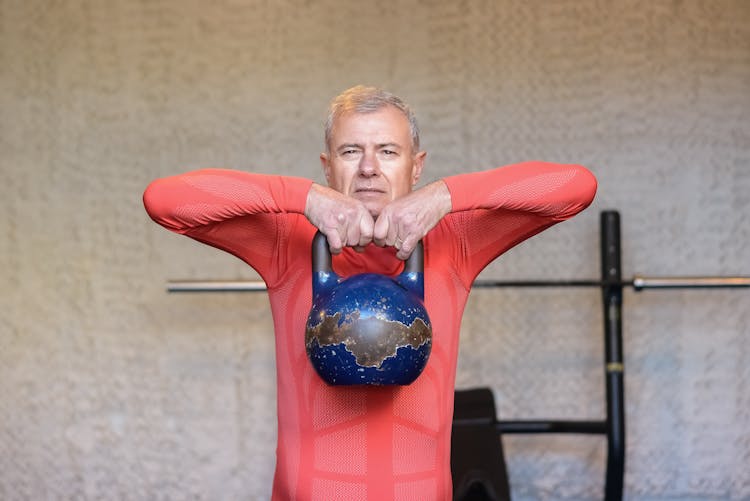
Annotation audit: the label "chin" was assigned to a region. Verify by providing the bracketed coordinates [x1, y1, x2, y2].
[354, 194, 387, 215]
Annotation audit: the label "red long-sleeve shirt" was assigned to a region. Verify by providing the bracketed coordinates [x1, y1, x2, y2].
[143, 161, 597, 500]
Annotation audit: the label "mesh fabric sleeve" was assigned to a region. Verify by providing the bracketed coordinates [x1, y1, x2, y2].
[441, 161, 597, 286]
[143, 168, 313, 285]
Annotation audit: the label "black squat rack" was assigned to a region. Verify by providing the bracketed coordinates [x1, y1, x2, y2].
[452, 210, 748, 501]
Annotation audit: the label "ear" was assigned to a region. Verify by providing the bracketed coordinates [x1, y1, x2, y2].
[320, 152, 331, 184]
[411, 150, 427, 186]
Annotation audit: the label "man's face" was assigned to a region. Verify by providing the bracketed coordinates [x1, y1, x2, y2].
[321, 105, 426, 217]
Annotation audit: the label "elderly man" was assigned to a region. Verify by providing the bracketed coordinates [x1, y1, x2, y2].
[143, 85, 597, 500]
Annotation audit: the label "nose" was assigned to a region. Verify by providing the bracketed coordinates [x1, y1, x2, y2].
[358, 150, 380, 177]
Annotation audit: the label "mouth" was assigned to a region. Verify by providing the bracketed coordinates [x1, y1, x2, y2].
[354, 187, 386, 194]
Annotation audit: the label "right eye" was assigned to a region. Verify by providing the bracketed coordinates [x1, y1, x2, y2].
[340, 149, 361, 158]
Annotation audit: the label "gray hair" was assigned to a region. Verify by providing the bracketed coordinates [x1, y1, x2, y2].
[324, 85, 420, 153]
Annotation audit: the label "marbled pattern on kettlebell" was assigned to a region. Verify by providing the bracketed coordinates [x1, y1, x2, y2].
[305, 311, 431, 368]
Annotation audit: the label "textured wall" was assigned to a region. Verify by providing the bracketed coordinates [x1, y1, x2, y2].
[1, 0, 748, 499]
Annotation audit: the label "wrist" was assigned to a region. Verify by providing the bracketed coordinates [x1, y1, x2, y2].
[430, 180, 452, 217]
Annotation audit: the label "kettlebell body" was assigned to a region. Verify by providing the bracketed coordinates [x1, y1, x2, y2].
[305, 232, 432, 386]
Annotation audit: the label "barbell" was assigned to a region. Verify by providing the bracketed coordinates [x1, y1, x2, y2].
[166, 275, 750, 293]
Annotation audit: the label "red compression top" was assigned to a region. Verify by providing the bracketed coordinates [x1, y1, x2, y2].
[143, 161, 597, 501]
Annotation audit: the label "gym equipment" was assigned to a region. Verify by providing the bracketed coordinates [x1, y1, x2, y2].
[452, 388, 512, 501]
[304, 231, 432, 386]
[453, 212, 625, 500]
[449, 211, 622, 501]
[167, 276, 750, 292]
[166, 211, 748, 500]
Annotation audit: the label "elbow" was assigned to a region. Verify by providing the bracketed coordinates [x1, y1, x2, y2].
[570, 165, 598, 216]
[142, 177, 186, 232]
[556, 164, 598, 219]
[142, 179, 167, 224]
[574, 164, 598, 207]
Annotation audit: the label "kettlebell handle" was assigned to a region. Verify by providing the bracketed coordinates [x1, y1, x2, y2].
[311, 231, 334, 274]
[311, 231, 424, 274]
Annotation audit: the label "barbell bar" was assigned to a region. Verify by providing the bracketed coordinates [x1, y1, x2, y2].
[166, 275, 750, 293]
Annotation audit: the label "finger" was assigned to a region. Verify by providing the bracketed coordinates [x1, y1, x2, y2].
[391, 216, 409, 250]
[373, 212, 389, 246]
[397, 234, 418, 260]
[359, 212, 374, 247]
[326, 229, 344, 255]
[385, 217, 399, 247]
[324, 212, 345, 253]
[346, 217, 361, 249]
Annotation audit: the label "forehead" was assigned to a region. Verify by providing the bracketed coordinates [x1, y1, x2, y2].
[330, 106, 411, 147]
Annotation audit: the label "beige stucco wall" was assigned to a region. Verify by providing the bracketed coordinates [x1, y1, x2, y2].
[1, 0, 748, 499]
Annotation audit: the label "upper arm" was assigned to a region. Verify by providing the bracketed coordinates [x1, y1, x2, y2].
[441, 162, 597, 283]
[143, 168, 314, 281]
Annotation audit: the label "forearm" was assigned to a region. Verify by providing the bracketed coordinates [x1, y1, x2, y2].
[444, 161, 597, 220]
[414, 180, 453, 220]
[143, 168, 313, 232]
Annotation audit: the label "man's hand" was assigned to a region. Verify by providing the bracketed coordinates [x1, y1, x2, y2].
[374, 180, 452, 260]
[305, 183, 375, 254]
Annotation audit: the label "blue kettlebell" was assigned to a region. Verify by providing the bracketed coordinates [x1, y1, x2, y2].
[305, 231, 432, 386]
